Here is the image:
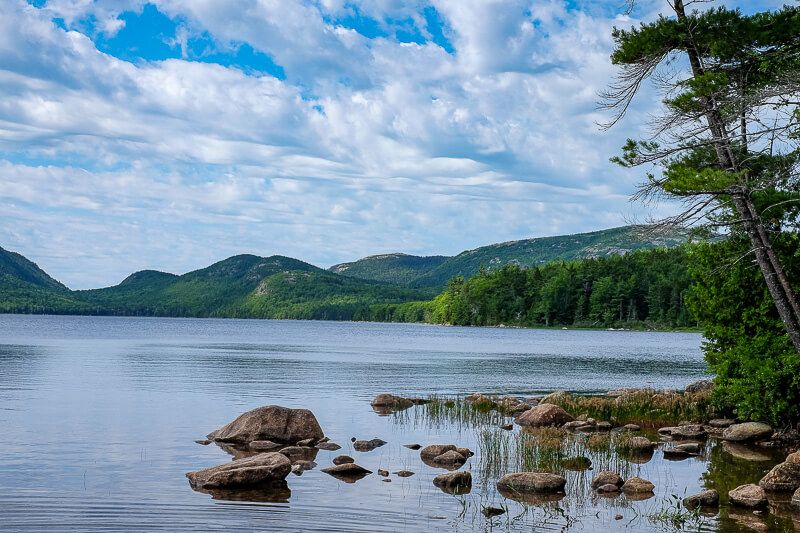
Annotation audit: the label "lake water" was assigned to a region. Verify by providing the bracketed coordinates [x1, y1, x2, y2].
[0, 315, 794, 531]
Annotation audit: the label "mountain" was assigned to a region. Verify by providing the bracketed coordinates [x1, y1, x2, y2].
[0, 247, 93, 314]
[330, 253, 448, 285]
[331, 226, 690, 288]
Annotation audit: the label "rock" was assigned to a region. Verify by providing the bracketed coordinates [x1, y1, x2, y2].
[658, 427, 676, 435]
[482, 506, 505, 517]
[792, 487, 800, 509]
[561, 456, 592, 471]
[432, 450, 467, 467]
[684, 379, 714, 394]
[615, 514, 623, 520]
[320, 463, 372, 480]
[353, 438, 387, 452]
[625, 436, 657, 452]
[332, 455, 354, 465]
[382, 478, 391, 482]
[291, 464, 303, 475]
[500, 423, 514, 431]
[759, 452, 800, 491]
[456, 447, 473, 458]
[709, 418, 736, 428]
[515, 404, 574, 427]
[540, 390, 571, 404]
[591, 470, 624, 489]
[670, 424, 707, 440]
[403, 443, 421, 450]
[208, 405, 324, 445]
[596, 421, 612, 431]
[433, 471, 472, 494]
[195, 439, 211, 445]
[420, 444, 458, 461]
[249, 440, 282, 451]
[621, 424, 640, 432]
[394, 470, 415, 477]
[683, 489, 719, 509]
[563, 420, 588, 430]
[296, 438, 316, 447]
[370, 393, 413, 408]
[496, 472, 566, 494]
[664, 443, 702, 459]
[622, 477, 655, 494]
[294, 460, 316, 471]
[729, 484, 768, 509]
[377, 469, 389, 477]
[278, 446, 316, 460]
[596, 484, 621, 493]
[722, 422, 773, 443]
[186, 452, 291, 490]
[315, 441, 341, 451]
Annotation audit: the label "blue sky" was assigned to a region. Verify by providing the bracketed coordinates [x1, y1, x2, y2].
[0, 0, 787, 288]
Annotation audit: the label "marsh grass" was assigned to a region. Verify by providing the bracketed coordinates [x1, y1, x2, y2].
[392, 394, 507, 431]
[647, 494, 709, 530]
[545, 390, 714, 427]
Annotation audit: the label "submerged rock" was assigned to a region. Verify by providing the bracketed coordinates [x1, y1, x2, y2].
[195, 439, 211, 445]
[278, 446, 318, 462]
[729, 484, 768, 509]
[722, 422, 773, 443]
[249, 440, 282, 451]
[683, 489, 719, 509]
[496, 472, 566, 494]
[394, 470, 415, 477]
[320, 463, 372, 481]
[482, 506, 505, 517]
[515, 404, 574, 428]
[759, 451, 800, 492]
[561, 456, 592, 471]
[723, 442, 774, 462]
[596, 483, 621, 494]
[353, 438, 387, 452]
[591, 470, 623, 489]
[403, 443, 422, 450]
[207, 405, 323, 446]
[186, 452, 291, 490]
[433, 471, 472, 494]
[315, 441, 341, 451]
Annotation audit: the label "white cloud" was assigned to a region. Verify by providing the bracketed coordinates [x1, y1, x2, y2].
[0, 0, 686, 288]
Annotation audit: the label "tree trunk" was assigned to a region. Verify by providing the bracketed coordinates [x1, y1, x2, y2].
[674, 0, 800, 352]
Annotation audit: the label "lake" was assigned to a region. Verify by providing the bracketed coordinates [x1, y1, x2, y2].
[0, 315, 793, 531]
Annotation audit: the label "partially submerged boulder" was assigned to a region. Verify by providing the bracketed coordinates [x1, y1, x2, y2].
[683, 489, 719, 509]
[622, 477, 655, 495]
[729, 484, 768, 509]
[186, 452, 291, 490]
[208, 405, 323, 446]
[432, 450, 467, 467]
[371, 393, 413, 409]
[433, 471, 472, 494]
[624, 436, 657, 453]
[320, 463, 372, 481]
[670, 424, 707, 440]
[496, 472, 566, 494]
[353, 438, 387, 452]
[515, 404, 574, 428]
[332, 455, 354, 465]
[591, 470, 623, 490]
[759, 451, 800, 492]
[420, 444, 457, 461]
[722, 422, 773, 443]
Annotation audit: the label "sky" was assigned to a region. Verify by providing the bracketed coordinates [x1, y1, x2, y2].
[0, 0, 787, 288]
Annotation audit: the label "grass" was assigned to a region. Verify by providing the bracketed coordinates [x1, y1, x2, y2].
[391, 394, 508, 431]
[543, 389, 715, 427]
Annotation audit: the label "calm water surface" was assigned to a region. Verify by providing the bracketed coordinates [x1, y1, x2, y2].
[0, 315, 792, 531]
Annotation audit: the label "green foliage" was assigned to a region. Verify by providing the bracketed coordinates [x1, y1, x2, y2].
[421, 247, 694, 329]
[688, 236, 800, 425]
[333, 225, 689, 288]
[0, 246, 66, 291]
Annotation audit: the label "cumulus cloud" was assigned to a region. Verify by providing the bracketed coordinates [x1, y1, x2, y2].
[1, 0, 752, 288]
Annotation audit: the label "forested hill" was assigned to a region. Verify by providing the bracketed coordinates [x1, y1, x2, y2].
[330, 225, 689, 288]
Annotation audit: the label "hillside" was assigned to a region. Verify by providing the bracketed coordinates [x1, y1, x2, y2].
[0, 246, 67, 291]
[332, 226, 689, 288]
[330, 253, 448, 285]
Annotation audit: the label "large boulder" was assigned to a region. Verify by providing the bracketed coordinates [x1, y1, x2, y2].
[496, 472, 566, 494]
[683, 489, 719, 509]
[515, 404, 574, 428]
[186, 452, 291, 490]
[729, 484, 768, 509]
[722, 422, 773, 443]
[432, 471, 472, 494]
[759, 451, 800, 491]
[208, 405, 323, 445]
